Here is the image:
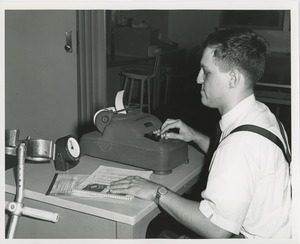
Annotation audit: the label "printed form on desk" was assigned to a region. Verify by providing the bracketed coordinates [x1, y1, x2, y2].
[46, 165, 153, 201]
[78, 165, 153, 189]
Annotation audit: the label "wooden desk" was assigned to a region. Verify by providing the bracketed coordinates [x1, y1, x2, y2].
[5, 145, 205, 238]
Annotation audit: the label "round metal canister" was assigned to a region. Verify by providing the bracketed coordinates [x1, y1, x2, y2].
[5, 129, 20, 147]
[26, 139, 55, 162]
[5, 129, 20, 155]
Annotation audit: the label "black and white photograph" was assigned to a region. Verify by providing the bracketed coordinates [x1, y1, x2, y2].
[1, 0, 299, 243]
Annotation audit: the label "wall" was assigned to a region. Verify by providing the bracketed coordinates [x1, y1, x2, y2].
[116, 10, 169, 38]
[255, 10, 290, 54]
[108, 10, 290, 55]
[5, 10, 78, 141]
[167, 10, 291, 86]
[168, 10, 221, 52]
[168, 10, 290, 54]
[77, 10, 107, 136]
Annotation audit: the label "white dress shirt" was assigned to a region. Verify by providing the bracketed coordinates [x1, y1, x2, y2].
[199, 94, 292, 238]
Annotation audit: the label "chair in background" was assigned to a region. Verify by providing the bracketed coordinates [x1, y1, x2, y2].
[121, 51, 162, 114]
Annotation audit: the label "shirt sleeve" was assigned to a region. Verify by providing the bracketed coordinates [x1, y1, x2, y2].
[199, 133, 261, 235]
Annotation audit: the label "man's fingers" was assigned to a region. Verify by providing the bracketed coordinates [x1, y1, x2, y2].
[161, 119, 177, 133]
[164, 132, 182, 140]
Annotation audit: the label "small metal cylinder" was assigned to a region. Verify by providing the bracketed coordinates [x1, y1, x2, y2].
[26, 139, 55, 162]
[5, 129, 20, 147]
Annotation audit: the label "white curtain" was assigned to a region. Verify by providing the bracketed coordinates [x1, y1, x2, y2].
[77, 10, 107, 135]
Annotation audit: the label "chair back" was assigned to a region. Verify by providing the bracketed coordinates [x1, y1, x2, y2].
[151, 50, 162, 77]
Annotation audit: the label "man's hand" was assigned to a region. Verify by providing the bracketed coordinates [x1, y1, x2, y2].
[109, 176, 161, 201]
[154, 118, 210, 153]
[154, 119, 195, 142]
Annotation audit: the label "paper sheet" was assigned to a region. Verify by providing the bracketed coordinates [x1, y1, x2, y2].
[115, 90, 126, 114]
[46, 174, 88, 196]
[78, 165, 153, 189]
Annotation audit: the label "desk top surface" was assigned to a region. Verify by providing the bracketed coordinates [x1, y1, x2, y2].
[5, 145, 205, 225]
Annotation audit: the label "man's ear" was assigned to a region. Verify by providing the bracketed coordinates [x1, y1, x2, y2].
[228, 69, 241, 88]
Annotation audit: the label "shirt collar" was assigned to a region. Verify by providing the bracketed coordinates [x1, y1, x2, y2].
[219, 94, 256, 131]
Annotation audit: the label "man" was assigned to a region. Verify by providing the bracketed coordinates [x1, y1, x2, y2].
[109, 28, 292, 238]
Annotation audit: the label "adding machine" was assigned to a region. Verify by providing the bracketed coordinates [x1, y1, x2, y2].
[79, 108, 188, 174]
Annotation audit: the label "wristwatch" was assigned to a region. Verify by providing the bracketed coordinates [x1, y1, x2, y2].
[154, 186, 169, 205]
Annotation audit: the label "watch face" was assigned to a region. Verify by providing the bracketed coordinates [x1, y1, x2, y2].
[67, 137, 80, 158]
[158, 187, 168, 195]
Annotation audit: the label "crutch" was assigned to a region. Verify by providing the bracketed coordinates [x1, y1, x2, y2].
[5, 129, 59, 239]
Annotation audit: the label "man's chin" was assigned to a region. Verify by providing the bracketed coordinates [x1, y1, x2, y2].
[201, 97, 209, 107]
[201, 97, 216, 109]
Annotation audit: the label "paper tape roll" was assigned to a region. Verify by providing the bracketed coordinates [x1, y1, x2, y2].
[93, 107, 116, 125]
[93, 90, 126, 125]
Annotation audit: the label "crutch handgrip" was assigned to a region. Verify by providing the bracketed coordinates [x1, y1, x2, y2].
[22, 206, 59, 223]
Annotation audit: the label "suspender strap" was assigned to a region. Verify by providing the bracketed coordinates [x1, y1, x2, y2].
[230, 124, 291, 164]
[277, 119, 292, 160]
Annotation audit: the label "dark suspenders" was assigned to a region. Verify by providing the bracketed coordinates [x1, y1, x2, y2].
[229, 123, 291, 165]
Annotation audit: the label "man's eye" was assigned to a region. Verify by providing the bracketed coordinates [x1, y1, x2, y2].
[203, 71, 209, 79]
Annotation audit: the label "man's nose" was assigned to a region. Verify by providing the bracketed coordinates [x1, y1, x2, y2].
[196, 69, 204, 84]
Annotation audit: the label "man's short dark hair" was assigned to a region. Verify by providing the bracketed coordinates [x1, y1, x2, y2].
[202, 28, 268, 88]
